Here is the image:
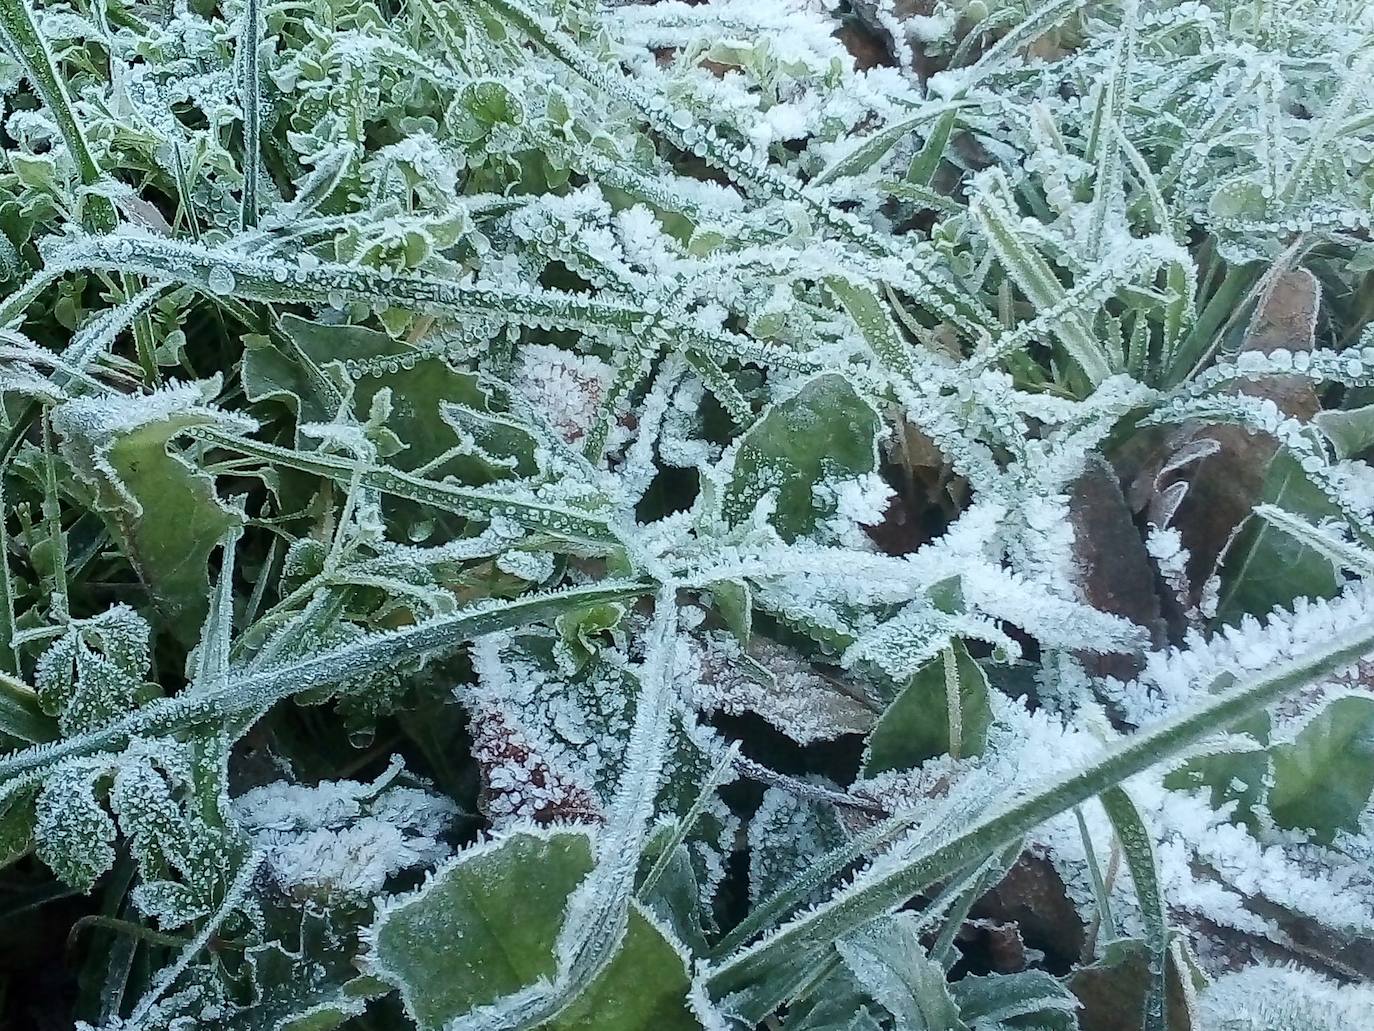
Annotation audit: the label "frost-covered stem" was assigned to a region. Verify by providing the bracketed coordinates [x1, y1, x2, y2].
[711, 810, 920, 957]
[455, 591, 684, 1030]
[1075, 806, 1117, 948]
[706, 617, 1374, 1015]
[962, 0, 1092, 88]
[126, 850, 265, 1025]
[0, 580, 653, 783]
[732, 754, 889, 816]
[188, 426, 620, 546]
[942, 644, 962, 760]
[236, 0, 262, 229]
[639, 741, 739, 899]
[929, 841, 1021, 969]
[47, 234, 817, 373]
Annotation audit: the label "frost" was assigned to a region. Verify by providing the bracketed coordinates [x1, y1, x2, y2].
[234, 761, 457, 904]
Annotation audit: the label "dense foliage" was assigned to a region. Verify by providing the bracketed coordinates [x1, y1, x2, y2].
[0, 0, 1373, 1027]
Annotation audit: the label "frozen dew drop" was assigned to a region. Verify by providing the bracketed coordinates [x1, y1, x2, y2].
[206, 265, 237, 295]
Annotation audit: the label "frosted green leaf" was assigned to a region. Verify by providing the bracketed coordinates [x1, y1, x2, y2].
[722, 374, 881, 541]
[1268, 696, 1374, 844]
[52, 385, 250, 640]
[1215, 451, 1343, 625]
[862, 641, 992, 775]
[34, 763, 116, 891]
[368, 828, 699, 1030]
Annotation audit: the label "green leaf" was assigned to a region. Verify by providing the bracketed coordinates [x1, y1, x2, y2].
[862, 641, 992, 775]
[835, 912, 968, 1031]
[53, 387, 247, 640]
[1268, 695, 1374, 844]
[723, 374, 880, 541]
[1215, 451, 1343, 625]
[368, 828, 700, 1031]
[283, 315, 535, 479]
[951, 970, 1078, 1031]
[1314, 404, 1374, 460]
[218, 910, 378, 1031]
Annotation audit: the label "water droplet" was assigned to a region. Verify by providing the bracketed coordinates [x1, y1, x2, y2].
[206, 265, 236, 295]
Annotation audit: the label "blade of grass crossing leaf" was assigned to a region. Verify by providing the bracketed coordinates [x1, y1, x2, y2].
[684, 350, 753, 429]
[930, 841, 1022, 969]
[189, 426, 619, 545]
[48, 235, 816, 373]
[638, 741, 739, 900]
[585, 337, 660, 462]
[193, 530, 243, 689]
[710, 811, 919, 957]
[1252, 504, 1374, 577]
[812, 102, 969, 187]
[963, 0, 1092, 89]
[705, 618, 1374, 1020]
[170, 142, 203, 242]
[1099, 787, 1168, 1031]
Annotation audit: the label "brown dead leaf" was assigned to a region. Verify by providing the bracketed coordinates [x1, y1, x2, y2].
[1122, 268, 1322, 613]
[971, 852, 1087, 972]
[1068, 456, 1166, 680]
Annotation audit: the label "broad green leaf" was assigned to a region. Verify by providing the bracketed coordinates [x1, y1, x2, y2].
[1268, 695, 1374, 844]
[53, 387, 246, 640]
[1215, 452, 1342, 625]
[862, 641, 992, 775]
[283, 315, 535, 479]
[368, 828, 699, 1030]
[723, 374, 881, 541]
[218, 910, 379, 1031]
